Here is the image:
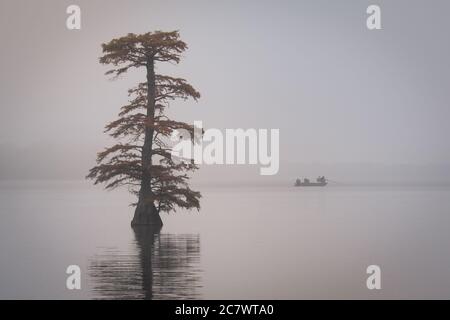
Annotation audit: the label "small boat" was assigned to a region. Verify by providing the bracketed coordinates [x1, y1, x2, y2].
[295, 176, 327, 187]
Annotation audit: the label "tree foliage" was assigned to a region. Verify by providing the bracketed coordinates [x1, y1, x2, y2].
[87, 31, 201, 214]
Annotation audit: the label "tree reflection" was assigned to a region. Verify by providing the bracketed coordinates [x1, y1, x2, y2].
[88, 227, 202, 299]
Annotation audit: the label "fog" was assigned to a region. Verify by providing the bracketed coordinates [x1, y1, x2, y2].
[3, 1, 450, 300]
[1, 0, 450, 184]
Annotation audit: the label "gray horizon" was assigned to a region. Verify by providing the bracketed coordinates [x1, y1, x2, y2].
[1, 0, 450, 184]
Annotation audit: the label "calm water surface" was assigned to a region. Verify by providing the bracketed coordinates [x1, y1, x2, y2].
[1, 180, 450, 299]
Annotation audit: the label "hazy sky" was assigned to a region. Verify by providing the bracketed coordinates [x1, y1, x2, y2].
[1, 0, 450, 179]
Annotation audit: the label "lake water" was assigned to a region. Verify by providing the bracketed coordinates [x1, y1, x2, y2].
[1, 180, 450, 299]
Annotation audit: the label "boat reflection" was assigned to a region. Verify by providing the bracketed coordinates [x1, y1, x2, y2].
[88, 227, 202, 299]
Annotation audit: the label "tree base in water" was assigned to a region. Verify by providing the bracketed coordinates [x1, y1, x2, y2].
[131, 202, 163, 227]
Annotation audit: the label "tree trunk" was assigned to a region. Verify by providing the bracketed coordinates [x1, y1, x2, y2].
[131, 57, 162, 227]
[131, 201, 162, 227]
